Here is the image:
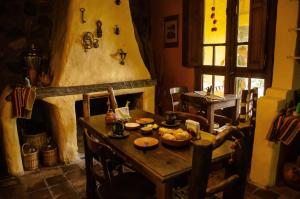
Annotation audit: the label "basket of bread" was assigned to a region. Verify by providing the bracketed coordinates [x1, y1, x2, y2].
[159, 127, 191, 147]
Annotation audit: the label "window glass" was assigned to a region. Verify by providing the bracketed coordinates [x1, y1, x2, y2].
[215, 46, 226, 66]
[251, 78, 265, 97]
[214, 75, 225, 96]
[203, 46, 213, 65]
[204, 0, 227, 44]
[237, 45, 248, 67]
[238, 0, 250, 42]
[235, 77, 248, 96]
[203, 74, 213, 90]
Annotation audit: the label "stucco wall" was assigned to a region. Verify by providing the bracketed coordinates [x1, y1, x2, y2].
[250, 0, 299, 187]
[50, 0, 151, 86]
[150, 0, 194, 112]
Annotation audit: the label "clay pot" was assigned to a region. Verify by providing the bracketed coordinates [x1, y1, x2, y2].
[38, 72, 53, 86]
[105, 109, 116, 124]
[28, 66, 37, 86]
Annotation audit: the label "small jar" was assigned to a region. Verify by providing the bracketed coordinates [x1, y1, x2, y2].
[105, 109, 116, 124]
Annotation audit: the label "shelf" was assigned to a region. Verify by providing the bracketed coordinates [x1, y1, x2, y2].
[288, 28, 300, 32]
[287, 56, 300, 59]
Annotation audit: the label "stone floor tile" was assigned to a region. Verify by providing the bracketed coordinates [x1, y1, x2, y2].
[62, 164, 81, 174]
[254, 188, 280, 199]
[26, 188, 53, 199]
[49, 181, 75, 198]
[246, 182, 260, 194]
[0, 176, 20, 187]
[46, 175, 67, 186]
[0, 184, 27, 199]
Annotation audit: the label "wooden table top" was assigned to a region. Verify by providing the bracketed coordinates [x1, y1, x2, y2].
[78, 109, 232, 183]
[183, 92, 239, 104]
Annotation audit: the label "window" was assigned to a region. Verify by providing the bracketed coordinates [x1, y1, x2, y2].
[183, 0, 277, 96]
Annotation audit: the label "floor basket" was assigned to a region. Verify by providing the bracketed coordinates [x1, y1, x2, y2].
[41, 146, 58, 166]
[22, 143, 39, 171]
[22, 132, 48, 151]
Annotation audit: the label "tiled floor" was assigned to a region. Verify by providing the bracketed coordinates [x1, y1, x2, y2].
[0, 160, 299, 199]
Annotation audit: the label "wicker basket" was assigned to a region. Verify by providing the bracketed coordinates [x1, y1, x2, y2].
[22, 132, 47, 150]
[22, 143, 39, 171]
[41, 146, 58, 166]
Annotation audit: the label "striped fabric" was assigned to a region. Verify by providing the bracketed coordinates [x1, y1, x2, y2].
[267, 108, 300, 145]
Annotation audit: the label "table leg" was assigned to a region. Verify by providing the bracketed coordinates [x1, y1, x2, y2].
[207, 105, 214, 134]
[235, 98, 240, 121]
[156, 181, 172, 199]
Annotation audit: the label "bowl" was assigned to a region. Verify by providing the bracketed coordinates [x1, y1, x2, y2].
[161, 134, 191, 147]
[140, 126, 153, 134]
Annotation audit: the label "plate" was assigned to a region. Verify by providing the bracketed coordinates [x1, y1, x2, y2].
[125, 122, 140, 130]
[161, 121, 181, 127]
[108, 131, 130, 139]
[135, 118, 154, 125]
[133, 137, 159, 149]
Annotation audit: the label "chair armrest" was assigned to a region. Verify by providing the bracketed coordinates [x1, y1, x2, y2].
[213, 126, 236, 149]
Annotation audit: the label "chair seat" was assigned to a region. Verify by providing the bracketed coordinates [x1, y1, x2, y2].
[97, 172, 155, 199]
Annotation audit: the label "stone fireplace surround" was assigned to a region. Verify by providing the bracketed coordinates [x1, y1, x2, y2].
[0, 0, 156, 176]
[0, 80, 155, 176]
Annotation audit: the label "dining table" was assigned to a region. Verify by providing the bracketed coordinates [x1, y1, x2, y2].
[181, 92, 240, 133]
[78, 109, 233, 199]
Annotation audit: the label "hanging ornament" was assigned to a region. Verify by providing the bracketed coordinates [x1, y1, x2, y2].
[210, 0, 217, 32]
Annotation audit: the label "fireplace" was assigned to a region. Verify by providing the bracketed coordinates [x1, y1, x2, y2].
[0, 0, 155, 176]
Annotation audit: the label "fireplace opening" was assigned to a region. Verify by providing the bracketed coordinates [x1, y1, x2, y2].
[75, 92, 143, 154]
[75, 92, 143, 117]
[16, 100, 57, 170]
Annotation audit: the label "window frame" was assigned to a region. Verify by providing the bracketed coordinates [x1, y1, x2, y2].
[183, 0, 277, 95]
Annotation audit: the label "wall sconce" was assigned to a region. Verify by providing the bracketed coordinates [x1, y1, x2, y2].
[82, 32, 99, 52]
[118, 49, 127, 65]
[115, 0, 121, 5]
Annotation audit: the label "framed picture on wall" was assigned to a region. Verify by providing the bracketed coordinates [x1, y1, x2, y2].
[164, 15, 179, 48]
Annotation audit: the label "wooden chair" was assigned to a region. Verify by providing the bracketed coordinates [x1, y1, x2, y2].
[170, 86, 188, 111]
[83, 130, 155, 199]
[83, 86, 118, 119]
[173, 127, 249, 199]
[238, 88, 258, 158]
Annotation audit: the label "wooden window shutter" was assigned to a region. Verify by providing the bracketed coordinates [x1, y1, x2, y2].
[248, 0, 268, 71]
[182, 0, 203, 66]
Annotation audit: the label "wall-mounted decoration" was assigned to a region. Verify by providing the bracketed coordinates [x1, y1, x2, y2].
[115, 0, 121, 5]
[210, 0, 217, 32]
[164, 15, 178, 48]
[96, 20, 102, 38]
[114, 25, 120, 35]
[24, 44, 41, 86]
[118, 49, 127, 65]
[80, 8, 86, 23]
[82, 32, 99, 52]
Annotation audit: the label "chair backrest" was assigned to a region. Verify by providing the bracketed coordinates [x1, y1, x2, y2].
[170, 86, 188, 111]
[188, 127, 248, 199]
[83, 131, 119, 184]
[239, 88, 258, 125]
[83, 86, 118, 118]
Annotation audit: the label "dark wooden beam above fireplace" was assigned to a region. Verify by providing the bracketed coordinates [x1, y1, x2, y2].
[35, 79, 157, 99]
[5, 79, 156, 101]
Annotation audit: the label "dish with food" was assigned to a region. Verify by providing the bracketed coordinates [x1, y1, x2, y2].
[133, 137, 159, 150]
[135, 118, 154, 125]
[124, 122, 140, 130]
[140, 126, 153, 134]
[159, 127, 191, 147]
